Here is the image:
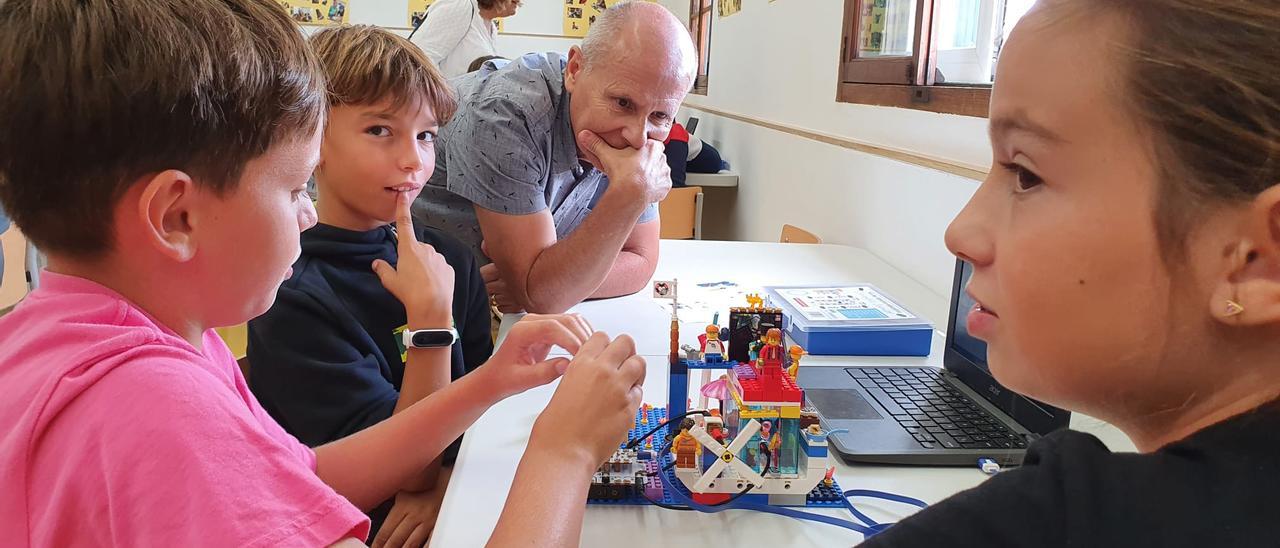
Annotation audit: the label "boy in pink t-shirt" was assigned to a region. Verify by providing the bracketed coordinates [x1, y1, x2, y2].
[0, 1, 647, 546]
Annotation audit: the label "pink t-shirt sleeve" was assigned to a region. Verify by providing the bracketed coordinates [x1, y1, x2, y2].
[27, 353, 369, 547]
[203, 329, 320, 472]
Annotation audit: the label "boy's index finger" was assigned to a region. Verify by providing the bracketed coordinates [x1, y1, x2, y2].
[395, 191, 414, 243]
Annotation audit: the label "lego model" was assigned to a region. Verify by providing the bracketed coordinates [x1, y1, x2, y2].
[665, 294, 836, 507]
[590, 286, 841, 511]
[588, 284, 929, 536]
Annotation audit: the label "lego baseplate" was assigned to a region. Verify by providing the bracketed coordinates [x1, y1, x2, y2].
[586, 406, 846, 508]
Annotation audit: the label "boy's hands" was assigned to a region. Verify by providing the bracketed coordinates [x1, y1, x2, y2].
[528, 332, 646, 470]
[373, 192, 455, 327]
[372, 486, 445, 548]
[479, 314, 594, 399]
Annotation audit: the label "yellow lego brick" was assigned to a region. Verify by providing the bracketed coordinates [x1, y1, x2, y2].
[740, 409, 780, 419]
[780, 405, 801, 419]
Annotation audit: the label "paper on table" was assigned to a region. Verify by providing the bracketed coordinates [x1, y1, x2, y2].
[657, 280, 762, 325]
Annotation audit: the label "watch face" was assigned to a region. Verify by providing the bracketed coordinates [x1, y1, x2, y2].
[411, 330, 455, 347]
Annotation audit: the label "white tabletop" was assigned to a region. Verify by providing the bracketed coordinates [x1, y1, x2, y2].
[684, 172, 739, 188]
[431, 240, 1134, 547]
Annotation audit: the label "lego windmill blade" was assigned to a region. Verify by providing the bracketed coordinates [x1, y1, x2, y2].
[688, 425, 730, 492]
[722, 420, 766, 487]
[692, 420, 764, 491]
[689, 425, 725, 455]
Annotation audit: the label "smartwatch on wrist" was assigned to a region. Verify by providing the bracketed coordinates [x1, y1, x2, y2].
[402, 327, 459, 349]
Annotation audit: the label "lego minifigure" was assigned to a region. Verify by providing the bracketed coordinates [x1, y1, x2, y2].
[787, 345, 805, 380]
[756, 421, 781, 474]
[699, 324, 726, 363]
[759, 328, 785, 365]
[748, 335, 765, 363]
[708, 422, 727, 445]
[671, 418, 701, 469]
[768, 423, 781, 472]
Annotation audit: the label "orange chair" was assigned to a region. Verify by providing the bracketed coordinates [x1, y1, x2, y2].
[0, 225, 30, 312]
[780, 224, 821, 244]
[658, 186, 705, 240]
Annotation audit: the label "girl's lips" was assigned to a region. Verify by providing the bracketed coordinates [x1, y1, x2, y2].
[966, 301, 998, 338]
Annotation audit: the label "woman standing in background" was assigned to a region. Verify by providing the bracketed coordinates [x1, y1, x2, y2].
[410, 0, 521, 78]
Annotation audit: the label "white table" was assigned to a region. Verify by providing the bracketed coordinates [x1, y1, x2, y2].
[685, 171, 739, 188]
[431, 241, 1134, 547]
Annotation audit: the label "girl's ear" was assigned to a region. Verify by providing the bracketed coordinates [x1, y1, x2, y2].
[1210, 185, 1280, 325]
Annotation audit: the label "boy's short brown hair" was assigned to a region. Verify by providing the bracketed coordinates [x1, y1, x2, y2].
[0, 0, 325, 258]
[310, 25, 457, 122]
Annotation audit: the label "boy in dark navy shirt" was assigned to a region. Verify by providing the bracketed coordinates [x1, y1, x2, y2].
[247, 26, 488, 541]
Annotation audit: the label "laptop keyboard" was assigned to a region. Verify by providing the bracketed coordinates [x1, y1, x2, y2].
[849, 367, 1029, 450]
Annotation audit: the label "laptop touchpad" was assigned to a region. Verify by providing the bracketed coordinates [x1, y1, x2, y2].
[807, 389, 883, 420]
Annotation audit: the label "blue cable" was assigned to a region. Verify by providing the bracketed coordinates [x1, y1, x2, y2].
[845, 489, 929, 509]
[842, 489, 930, 537]
[845, 497, 881, 528]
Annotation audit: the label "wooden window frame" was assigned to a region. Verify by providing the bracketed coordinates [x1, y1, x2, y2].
[838, 0, 991, 118]
[688, 0, 713, 95]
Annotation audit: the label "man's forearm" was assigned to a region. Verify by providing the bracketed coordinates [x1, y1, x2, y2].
[522, 192, 646, 313]
[588, 249, 657, 300]
[313, 367, 502, 510]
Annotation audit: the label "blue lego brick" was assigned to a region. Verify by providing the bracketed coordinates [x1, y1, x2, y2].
[806, 445, 828, 458]
[683, 359, 741, 370]
[587, 406, 846, 509]
[735, 493, 770, 505]
[807, 482, 849, 507]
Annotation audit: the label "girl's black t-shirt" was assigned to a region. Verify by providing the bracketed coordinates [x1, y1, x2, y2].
[861, 399, 1280, 547]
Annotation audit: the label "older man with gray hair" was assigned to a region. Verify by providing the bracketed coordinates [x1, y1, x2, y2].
[413, 1, 697, 314]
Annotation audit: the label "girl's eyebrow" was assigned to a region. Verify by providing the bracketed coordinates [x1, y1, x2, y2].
[990, 111, 1068, 145]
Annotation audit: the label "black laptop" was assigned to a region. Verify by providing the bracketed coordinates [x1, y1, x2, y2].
[798, 259, 1070, 466]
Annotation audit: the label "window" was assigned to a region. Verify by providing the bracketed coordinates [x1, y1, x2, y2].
[688, 0, 713, 94]
[838, 0, 1033, 117]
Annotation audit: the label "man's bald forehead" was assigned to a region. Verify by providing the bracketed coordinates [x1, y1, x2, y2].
[580, 1, 696, 81]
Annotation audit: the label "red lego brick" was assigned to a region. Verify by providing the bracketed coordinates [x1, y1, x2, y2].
[692, 492, 732, 505]
[782, 385, 804, 403]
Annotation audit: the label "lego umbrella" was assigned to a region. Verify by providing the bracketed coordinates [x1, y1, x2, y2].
[700, 376, 731, 401]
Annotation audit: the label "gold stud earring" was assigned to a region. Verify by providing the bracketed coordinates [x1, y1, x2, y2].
[1224, 300, 1245, 317]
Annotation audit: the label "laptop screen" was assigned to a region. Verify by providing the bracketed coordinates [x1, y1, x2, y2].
[946, 259, 1071, 435]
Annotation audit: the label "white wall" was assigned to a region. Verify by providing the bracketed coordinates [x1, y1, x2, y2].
[331, 0, 580, 57]
[655, 0, 985, 298]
